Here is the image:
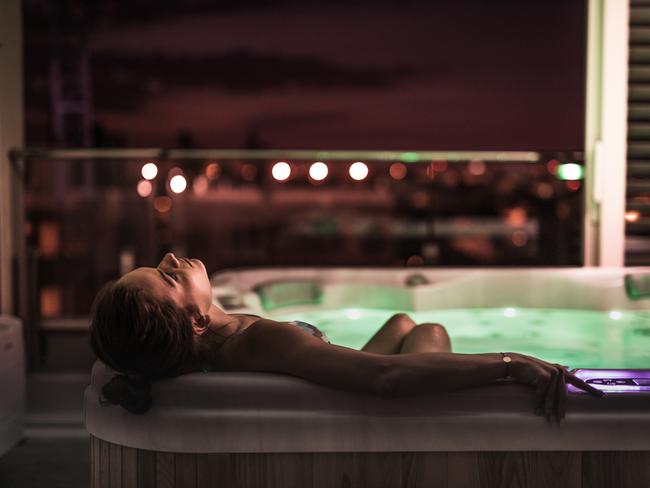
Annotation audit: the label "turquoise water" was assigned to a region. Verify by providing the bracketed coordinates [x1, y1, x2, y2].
[271, 308, 650, 369]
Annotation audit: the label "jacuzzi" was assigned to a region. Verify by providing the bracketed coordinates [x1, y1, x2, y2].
[84, 268, 650, 487]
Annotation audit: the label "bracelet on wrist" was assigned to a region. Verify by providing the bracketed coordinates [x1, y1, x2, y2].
[500, 352, 513, 380]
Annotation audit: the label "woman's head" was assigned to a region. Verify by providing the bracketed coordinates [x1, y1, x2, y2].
[89, 253, 217, 413]
[119, 253, 213, 316]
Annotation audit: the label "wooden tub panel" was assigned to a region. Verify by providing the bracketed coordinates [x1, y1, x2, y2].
[136, 448, 156, 488]
[121, 445, 138, 488]
[109, 442, 123, 488]
[402, 452, 447, 488]
[583, 451, 650, 488]
[174, 453, 197, 487]
[155, 451, 174, 488]
[90, 435, 650, 488]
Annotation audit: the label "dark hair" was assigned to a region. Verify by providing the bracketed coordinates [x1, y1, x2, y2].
[90, 281, 203, 414]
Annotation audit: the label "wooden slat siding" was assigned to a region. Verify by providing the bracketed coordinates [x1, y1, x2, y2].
[269, 454, 312, 488]
[137, 448, 157, 488]
[232, 453, 313, 488]
[100, 436, 111, 488]
[353, 452, 403, 487]
[478, 451, 529, 487]
[583, 452, 650, 488]
[121, 445, 138, 488]
[479, 452, 581, 488]
[312, 452, 355, 488]
[526, 452, 581, 488]
[92, 435, 100, 488]
[175, 453, 198, 488]
[156, 451, 175, 488]
[447, 452, 481, 487]
[109, 442, 122, 488]
[233, 453, 266, 487]
[195, 454, 210, 488]
[622, 452, 650, 487]
[402, 452, 447, 488]
[582, 451, 619, 488]
[197, 453, 237, 487]
[89, 441, 650, 488]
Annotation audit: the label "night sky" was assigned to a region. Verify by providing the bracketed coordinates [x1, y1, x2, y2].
[26, 0, 587, 151]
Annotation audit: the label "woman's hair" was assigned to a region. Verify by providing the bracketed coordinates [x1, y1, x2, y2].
[89, 280, 203, 414]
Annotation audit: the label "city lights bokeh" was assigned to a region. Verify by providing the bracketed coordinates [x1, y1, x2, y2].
[193, 175, 209, 196]
[272, 162, 291, 181]
[170, 174, 188, 194]
[556, 163, 583, 180]
[389, 162, 407, 180]
[141, 162, 158, 180]
[467, 159, 486, 176]
[309, 162, 328, 181]
[154, 196, 172, 213]
[241, 164, 257, 182]
[205, 162, 220, 180]
[136, 179, 152, 197]
[349, 162, 369, 181]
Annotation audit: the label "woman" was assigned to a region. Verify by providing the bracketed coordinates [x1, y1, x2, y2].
[90, 253, 603, 421]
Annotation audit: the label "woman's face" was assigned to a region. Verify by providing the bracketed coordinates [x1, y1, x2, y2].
[119, 253, 212, 313]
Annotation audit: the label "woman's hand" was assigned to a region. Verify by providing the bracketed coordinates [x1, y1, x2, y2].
[508, 353, 605, 424]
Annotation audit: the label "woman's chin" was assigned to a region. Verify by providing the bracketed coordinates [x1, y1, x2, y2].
[192, 258, 206, 273]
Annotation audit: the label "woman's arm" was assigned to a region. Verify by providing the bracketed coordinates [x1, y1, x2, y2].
[218, 319, 391, 394]
[219, 320, 603, 421]
[219, 320, 502, 395]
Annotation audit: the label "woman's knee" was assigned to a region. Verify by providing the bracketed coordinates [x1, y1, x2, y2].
[409, 323, 449, 339]
[385, 313, 416, 333]
[400, 322, 452, 353]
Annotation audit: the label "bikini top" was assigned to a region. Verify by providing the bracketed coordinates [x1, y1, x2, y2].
[230, 314, 331, 344]
[287, 320, 331, 344]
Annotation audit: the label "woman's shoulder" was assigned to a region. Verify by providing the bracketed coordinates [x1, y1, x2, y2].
[215, 319, 327, 371]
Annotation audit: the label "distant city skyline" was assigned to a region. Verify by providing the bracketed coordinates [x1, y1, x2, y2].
[24, 0, 586, 150]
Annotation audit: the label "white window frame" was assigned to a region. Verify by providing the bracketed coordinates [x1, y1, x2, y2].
[583, 0, 630, 267]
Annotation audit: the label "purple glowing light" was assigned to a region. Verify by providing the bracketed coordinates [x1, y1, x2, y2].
[568, 369, 650, 393]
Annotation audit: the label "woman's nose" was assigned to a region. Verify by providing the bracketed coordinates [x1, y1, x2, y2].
[160, 252, 180, 268]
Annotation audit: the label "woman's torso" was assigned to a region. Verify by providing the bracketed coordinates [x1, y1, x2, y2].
[209, 314, 330, 371]
[228, 314, 330, 344]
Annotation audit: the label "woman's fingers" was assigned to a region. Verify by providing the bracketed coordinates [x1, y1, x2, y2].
[556, 369, 567, 424]
[513, 355, 605, 422]
[534, 377, 547, 415]
[544, 368, 559, 422]
[565, 371, 606, 397]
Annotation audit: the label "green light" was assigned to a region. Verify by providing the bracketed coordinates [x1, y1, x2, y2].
[400, 152, 419, 163]
[556, 163, 583, 180]
[346, 309, 362, 320]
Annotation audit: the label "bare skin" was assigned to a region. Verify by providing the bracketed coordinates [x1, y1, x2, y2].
[121, 253, 605, 424]
[360, 313, 452, 355]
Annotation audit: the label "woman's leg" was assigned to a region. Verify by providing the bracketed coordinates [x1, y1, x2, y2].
[361, 313, 417, 354]
[399, 323, 452, 354]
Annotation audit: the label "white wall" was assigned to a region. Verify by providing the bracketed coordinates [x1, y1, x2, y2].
[0, 0, 24, 313]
